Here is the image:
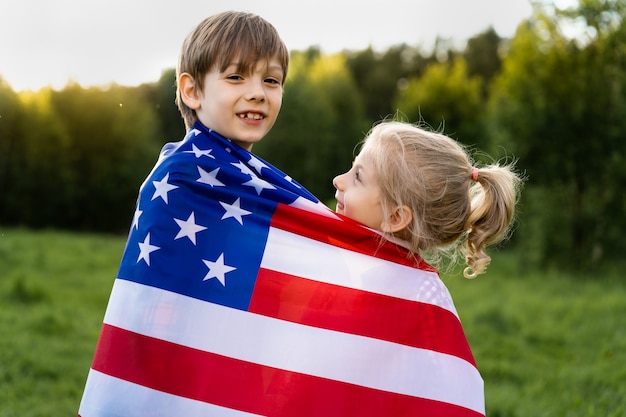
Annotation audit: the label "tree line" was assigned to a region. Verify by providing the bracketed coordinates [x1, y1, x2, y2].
[1, 0, 625, 273]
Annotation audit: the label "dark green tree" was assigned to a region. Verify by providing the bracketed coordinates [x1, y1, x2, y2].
[0, 77, 23, 222]
[463, 27, 504, 96]
[0, 88, 75, 227]
[345, 45, 423, 122]
[488, 0, 626, 270]
[45, 83, 161, 231]
[394, 58, 486, 148]
[139, 68, 185, 143]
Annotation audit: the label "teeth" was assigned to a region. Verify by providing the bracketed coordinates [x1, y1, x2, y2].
[239, 112, 263, 120]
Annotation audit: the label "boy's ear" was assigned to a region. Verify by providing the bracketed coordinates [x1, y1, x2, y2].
[178, 73, 201, 110]
[381, 205, 412, 234]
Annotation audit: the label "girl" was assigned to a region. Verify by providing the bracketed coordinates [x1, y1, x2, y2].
[333, 120, 523, 278]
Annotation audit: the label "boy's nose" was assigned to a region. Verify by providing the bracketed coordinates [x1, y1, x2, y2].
[246, 80, 266, 102]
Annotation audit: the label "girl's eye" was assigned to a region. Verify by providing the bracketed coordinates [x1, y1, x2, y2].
[226, 74, 243, 81]
[354, 170, 361, 182]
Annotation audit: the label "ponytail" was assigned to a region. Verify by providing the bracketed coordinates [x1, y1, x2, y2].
[462, 163, 522, 278]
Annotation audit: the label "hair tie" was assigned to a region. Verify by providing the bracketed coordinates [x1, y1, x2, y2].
[472, 167, 479, 182]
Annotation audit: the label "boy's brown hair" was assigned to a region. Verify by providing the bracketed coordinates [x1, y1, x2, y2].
[176, 11, 289, 129]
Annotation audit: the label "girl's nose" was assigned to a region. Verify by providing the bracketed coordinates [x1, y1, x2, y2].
[333, 173, 344, 190]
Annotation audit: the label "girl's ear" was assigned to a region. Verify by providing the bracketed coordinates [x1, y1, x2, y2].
[178, 73, 201, 110]
[381, 205, 412, 233]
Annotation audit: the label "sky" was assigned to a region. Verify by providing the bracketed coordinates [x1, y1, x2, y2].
[1, 0, 538, 91]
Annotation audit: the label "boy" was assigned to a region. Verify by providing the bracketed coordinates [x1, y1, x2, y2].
[78, 11, 320, 416]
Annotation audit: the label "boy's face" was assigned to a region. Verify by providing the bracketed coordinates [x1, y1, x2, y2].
[332, 151, 385, 231]
[193, 58, 284, 150]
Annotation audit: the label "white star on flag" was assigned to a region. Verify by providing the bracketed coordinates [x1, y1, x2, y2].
[243, 176, 276, 195]
[185, 144, 215, 159]
[202, 254, 236, 286]
[284, 175, 302, 188]
[248, 155, 268, 175]
[137, 233, 160, 266]
[174, 212, 207, 244]
[152, 173, 178, 204]
[219, 198, 252, 225]
[132, 208, 143, 230]
[232, 161, 255, 176]
[197, 167, 225, 187]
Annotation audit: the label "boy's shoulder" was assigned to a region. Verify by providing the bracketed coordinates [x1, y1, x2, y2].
[156, 127, 231, 168]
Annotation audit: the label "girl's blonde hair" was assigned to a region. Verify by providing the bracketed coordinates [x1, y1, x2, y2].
[360, 121, 523, 278]
[175, 11, 289, 129]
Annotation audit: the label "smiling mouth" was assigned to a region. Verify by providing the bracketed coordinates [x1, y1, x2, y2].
[238, 112, 264, 120]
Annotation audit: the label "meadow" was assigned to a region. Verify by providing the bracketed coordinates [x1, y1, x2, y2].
[0, 228, 624, 416]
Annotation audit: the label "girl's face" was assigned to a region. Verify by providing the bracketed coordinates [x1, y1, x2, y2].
[332, 151, 385, 230]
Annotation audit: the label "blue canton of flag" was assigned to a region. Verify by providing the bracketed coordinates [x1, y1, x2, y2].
[119, 121, 318, 311]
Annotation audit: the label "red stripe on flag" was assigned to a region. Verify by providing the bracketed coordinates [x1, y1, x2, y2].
[93, 324, 483, 417]
[272, 203, 437, 271]
[249, 268, 476, 366]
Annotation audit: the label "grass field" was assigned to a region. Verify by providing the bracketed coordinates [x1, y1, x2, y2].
[1, 228, 625, 416]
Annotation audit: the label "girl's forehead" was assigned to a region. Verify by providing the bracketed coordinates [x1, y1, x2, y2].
[354, 151, 377, 173]
[356, 147, 376, 163]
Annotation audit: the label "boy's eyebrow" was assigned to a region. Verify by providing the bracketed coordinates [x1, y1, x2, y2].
[268, 63, 283, 72]
[223, 62, 284, 77]
[262, 63, 285, 77]
[226, 61, 283, 72]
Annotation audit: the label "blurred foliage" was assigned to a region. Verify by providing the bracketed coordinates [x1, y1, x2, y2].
[489, 0, 626, 270]
[394, 58, 486, 148]
[0, 82, 162, 232]
[1, 0, 625, 273]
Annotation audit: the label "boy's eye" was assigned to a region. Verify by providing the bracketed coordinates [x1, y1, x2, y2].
[226, 74, 243, 81]
[264, 77, 282, 85]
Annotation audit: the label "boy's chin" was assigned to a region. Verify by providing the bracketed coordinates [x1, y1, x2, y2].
[230, 136, 264, 151]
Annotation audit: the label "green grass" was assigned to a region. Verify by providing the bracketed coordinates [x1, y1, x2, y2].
[0, 228, 123, 416]
[1, 228, 625, 416]
[444, 255, 626, 417]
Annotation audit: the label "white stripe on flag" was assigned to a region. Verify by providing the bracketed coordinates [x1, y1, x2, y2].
[104, 279, 484, 414]
[79, 369, 264, 417]
[262, 226, 459, 315]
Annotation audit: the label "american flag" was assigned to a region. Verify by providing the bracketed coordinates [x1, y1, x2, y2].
[78, 122, 485, 417]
